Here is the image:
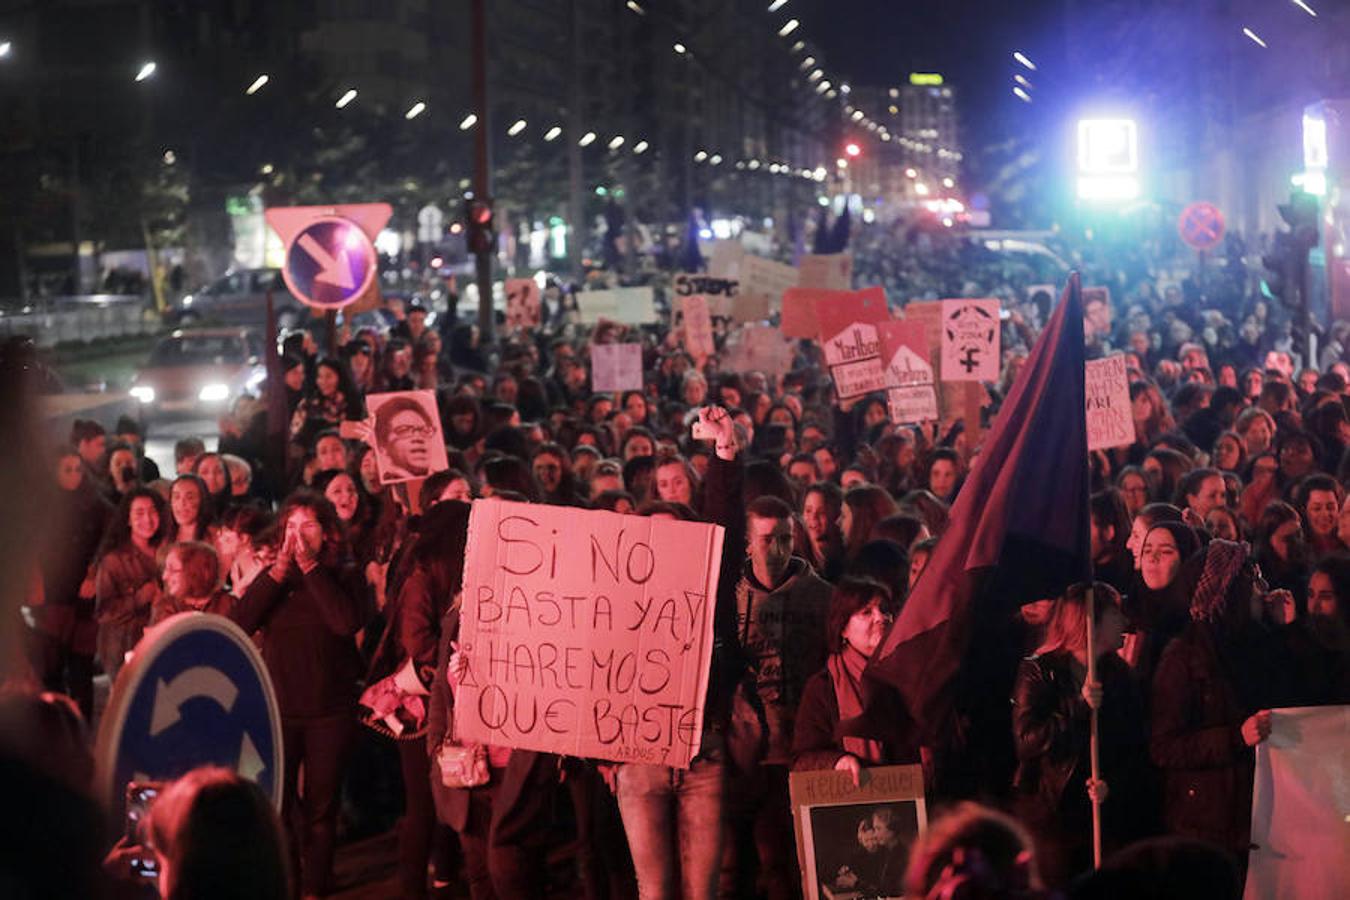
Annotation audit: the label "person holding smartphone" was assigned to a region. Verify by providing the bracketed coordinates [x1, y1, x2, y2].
[230, 490, 366, 898]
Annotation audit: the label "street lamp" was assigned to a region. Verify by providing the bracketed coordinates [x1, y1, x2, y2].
[768, 0, 788, 11]
[246, 74, 269, 95]
[578, 131, 597, 147]
[336, 89, 357, 108]
[608, 135, 625, 150]
[405, 101, 426, 120]
[544, 125, 562, 141]
[508, 119, 527, 136]
[673, 42, 687, 55]
[1012, 51, 1037, 71]
[0, 41, 13, 59]
[459, 113, 478, 130]
[777, 19, 799, 37]
[632, 140, 649, 154]
[135, 61, 157, 82]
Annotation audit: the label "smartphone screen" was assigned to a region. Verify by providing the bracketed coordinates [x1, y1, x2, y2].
[125, 782, 161, 842]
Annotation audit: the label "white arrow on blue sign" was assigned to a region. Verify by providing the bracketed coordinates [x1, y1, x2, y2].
[95, 613, 283, 822]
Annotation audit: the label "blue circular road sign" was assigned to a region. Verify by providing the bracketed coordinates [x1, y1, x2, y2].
[281, 215, 379, 310]
[95, 613, 283, 820]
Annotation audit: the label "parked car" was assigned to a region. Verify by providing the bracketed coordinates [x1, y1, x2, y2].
[128, 328, 265, 419]
[168, 269, 309, 329]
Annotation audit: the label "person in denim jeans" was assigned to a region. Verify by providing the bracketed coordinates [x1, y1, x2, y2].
[615, 740, 727, 900]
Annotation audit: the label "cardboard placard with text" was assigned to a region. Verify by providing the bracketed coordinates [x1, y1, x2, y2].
[455, 500, 725, 768]
[589, 343, 644, 393]
[940, 298, 1001, 382]
[817, 286, 890, 400]
[577, 287, 657, 325]
[904, 302, 988, 440]
[505, 278, 542, 329]
[707, 239, 744, 279]
[673, 272, 739, 300]
[1086, 354, 1134, 450]
[738, 255, 800, 316]
[680, 295, 716, 358]
[879, 320, 938, 424]
[798, 253, 853, 291]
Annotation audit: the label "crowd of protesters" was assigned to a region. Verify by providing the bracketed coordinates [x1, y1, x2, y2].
[5, 225, 1350, 900]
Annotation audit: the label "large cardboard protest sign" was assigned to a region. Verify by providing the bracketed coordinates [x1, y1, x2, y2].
[708, 239, 744, 279]
[455, 500, 725, 768]
[905, 301, 988, 441]
[504, 278, 542, 329]
[879, 320, 938, 424]
[781, 287, 842, 339]
[679, 295, 716, 358]
[798, 253, 853, 291]
[1245, 706, 1350, 900]
[590, 343, 644, 393]
[577, 287, 657, 325]
[790, 765, 928, 900]
[1085, 355, 1134, 451]
[817, 286, 890, 400]
[940, 298, 1001, 382]
[367, 390, 450, 485]
[722, 325, 795, 377]
[739, 255, 799, 319]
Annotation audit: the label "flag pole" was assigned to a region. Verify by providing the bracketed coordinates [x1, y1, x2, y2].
[1081, 280, 1102, 870]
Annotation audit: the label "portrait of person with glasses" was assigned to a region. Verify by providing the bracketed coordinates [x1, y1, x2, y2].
[372, 393, 441, 482]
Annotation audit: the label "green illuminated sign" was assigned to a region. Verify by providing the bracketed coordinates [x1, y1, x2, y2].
[909, 73, 944, 86]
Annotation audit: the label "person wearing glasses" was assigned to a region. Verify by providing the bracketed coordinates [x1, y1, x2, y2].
[375, 396, 437, 480]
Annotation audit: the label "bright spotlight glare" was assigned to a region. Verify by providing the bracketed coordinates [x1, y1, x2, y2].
[135, 61, 157, 82]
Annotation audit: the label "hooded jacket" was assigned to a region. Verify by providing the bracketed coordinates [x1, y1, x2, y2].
[734, 556, 832, 764]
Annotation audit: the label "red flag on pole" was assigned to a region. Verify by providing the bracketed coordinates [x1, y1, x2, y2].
[867, 273, 1092, 793]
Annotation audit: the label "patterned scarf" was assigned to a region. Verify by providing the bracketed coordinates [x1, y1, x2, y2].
[827, 646, 884, 764]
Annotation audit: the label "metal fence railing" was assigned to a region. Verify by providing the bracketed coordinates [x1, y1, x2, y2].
[0, 295, 158, 347]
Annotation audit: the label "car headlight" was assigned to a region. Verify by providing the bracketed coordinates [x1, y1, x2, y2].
[198, 383, 230, 402]
[130, 385, 156, 404]
[181, 294, 194, 307]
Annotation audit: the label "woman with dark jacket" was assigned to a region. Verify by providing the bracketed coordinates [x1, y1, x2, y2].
[1150, 540, 1297, 865]
[94, 486, 171, 682]
[426, 603, 559, 899]
[793, 577, 919, 776]
[1123, 521, 1203, 685]
[1011, 582, 1149, 885]
[229, 490, 367, 898]
[364, 502, 471, 899]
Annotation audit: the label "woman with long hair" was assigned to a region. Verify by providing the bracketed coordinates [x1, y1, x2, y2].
[1253, 501, 1310, 609]
[1115, 466, 1151, 518]
[1131, 381, 1176, 449]
[1011, 582, 1148, 884]
[292, 357, 366, 449]
[95, 487, 171, 681]
[1125, 521, 1203, 682]
[1150, 540, 1296, 864]
[229, 490, 366, 898]
[214, 504, 274, 597]
[1290, 554, 1350, 704]
[169, 474, 215, 544]
[839, 484, 900, 562]
[193, 452, 234, 514]
[363, 502, 471, 899]
[801, 482, 844, 577]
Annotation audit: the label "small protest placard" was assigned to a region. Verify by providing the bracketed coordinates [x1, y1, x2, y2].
[789, 765, 928, 900]
[505, 278, 542, 329]
[781, 287, 845, 339]
[680, 295, 716, 358]
[590, 343, 644, 393]
[722, 325, 795, 377]
[738, 255, 799, 317]
[940, 298, 1001, 382]
[1086, 354, 1134, 450]
[817, 286, 891, 400]
[674, 272, 739, 299]
[879, 320, 938, 424]
[798, 253, 853, 291]
[904, 301, 988, 439]
[1083, 285, 1113, 339]
[577, 287, 657, 325]
[455, 500, 726, 768]
[708, 239, 744, 279]
[367, 390, 450, 485]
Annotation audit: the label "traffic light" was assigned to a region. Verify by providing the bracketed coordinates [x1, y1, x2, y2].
[465, 198, 495, 256]
[1261, 190, 1319, 311]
